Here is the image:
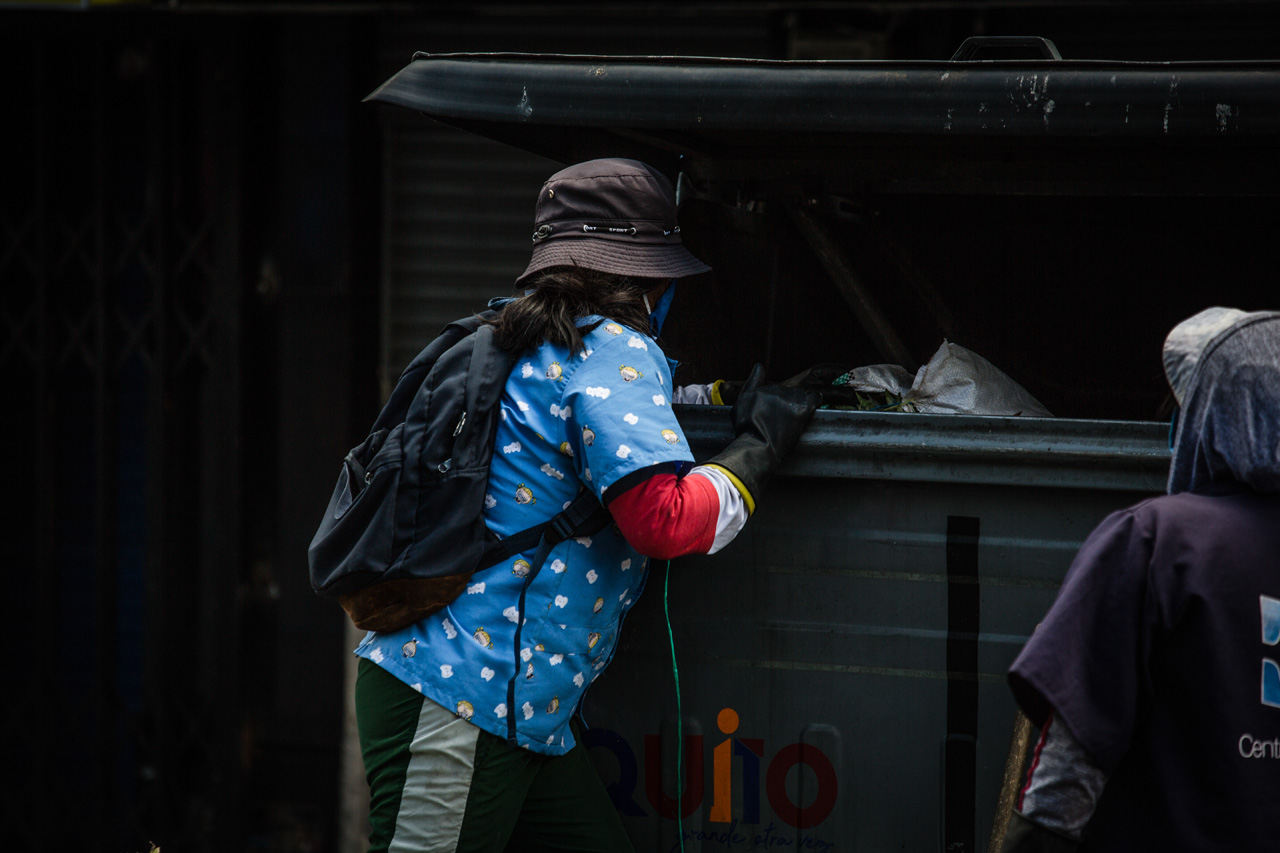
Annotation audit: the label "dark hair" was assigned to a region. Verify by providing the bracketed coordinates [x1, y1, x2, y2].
[489, 265, 658, 354]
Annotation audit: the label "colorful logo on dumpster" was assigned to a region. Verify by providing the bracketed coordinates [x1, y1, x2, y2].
[1263, 595, 1280, 709]
[583, 706, 838, 848]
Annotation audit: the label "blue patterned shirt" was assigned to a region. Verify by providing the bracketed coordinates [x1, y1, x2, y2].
[355, 317, 694, 754]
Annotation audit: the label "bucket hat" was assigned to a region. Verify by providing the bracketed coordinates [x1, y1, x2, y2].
[515, 158, 711, 285]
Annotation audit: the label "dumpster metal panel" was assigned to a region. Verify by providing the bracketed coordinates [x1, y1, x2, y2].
[580, 409, 1167, 852]
[678, 406, 1171, 490]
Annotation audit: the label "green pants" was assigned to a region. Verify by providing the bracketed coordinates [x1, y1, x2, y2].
[355, 658, 635, 853]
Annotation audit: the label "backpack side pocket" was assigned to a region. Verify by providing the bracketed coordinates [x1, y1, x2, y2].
[308, 424, 406, 597]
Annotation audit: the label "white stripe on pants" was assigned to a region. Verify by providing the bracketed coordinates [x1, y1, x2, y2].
[389, 696, 481, 853]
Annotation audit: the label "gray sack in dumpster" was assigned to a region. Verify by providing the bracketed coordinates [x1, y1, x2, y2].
[837, 340, 1054, 417]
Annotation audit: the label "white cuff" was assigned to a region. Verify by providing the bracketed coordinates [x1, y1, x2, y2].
[688, 465, 749, 554]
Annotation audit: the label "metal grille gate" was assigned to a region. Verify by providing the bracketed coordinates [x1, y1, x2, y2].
[0, 28, 243, 853]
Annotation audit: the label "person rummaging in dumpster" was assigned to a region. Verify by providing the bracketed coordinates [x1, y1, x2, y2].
[999, 307, 1280, 852]
[353, 158, 819, 853]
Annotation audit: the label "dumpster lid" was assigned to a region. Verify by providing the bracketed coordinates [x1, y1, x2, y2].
[366, 50, 1280, 194]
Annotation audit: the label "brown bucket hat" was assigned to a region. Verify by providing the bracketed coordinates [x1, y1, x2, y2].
[515, 158, 711, 285]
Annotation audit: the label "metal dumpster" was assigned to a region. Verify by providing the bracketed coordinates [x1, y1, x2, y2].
[580, 407, 1166, 852]
[365, 43, 1278, 851]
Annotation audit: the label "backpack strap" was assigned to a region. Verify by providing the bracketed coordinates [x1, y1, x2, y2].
[372, 312, 495, 432]
[499, 487, 611, 745]
[477, 488, 610, 575]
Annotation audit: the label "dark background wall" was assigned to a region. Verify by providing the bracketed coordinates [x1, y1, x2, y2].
[2, 3, 1279, 851]
[0, 9, 384, 852]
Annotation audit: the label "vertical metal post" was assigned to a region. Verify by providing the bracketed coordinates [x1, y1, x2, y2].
[33, 36, 56, 853]
[201, 30, 246, 850]
[144, 30, 171, 848]
[91, 37, 119, 849]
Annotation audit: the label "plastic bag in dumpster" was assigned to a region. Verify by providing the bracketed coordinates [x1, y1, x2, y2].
[833, 340, 1054, 417]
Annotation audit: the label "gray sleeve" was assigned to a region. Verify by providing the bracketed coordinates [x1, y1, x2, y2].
[671, 383, 715, 404]
[1018, 713, 1109, 840]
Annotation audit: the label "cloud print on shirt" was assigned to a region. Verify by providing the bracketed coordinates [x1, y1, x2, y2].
[628, 336, 648, 351]
[503, 441, 522, 454]
[586, 386, 611, 399]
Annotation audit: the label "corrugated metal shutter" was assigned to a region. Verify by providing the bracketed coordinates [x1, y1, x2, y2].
[380, 117, 557, 390]
[375, 11, 775, 396]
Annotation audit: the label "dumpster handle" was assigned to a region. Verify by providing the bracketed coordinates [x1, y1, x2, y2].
[950, 36, 1063, 61]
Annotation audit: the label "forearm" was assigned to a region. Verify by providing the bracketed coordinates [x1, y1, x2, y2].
[1002, 712, 1109, 852]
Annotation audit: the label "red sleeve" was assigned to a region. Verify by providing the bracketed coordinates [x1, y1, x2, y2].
[607, 471, 719, 559]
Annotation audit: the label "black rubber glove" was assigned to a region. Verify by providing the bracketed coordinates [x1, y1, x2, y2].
[716, 363, 855, 408]
[705, 364, 820, 514]
[780, 363, 851, 389]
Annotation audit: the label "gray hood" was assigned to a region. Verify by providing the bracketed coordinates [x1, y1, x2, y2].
[1165, 307, 1280, 495]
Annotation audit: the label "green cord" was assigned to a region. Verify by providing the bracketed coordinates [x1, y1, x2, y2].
[663, 559, 685, 852]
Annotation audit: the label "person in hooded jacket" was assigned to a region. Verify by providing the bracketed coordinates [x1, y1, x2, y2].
[352, 159, 819, 853]
[999, 307, 1280, 852]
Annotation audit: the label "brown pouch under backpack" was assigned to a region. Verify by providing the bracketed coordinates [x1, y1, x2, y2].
[339, 574, 473, 633]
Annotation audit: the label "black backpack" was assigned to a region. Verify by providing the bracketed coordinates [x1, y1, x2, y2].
[308, 309, 610, 633]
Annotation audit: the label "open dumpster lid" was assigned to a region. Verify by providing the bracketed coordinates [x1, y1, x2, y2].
[366, 45, 1279, 420]
[366, 48, 1280, 195]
